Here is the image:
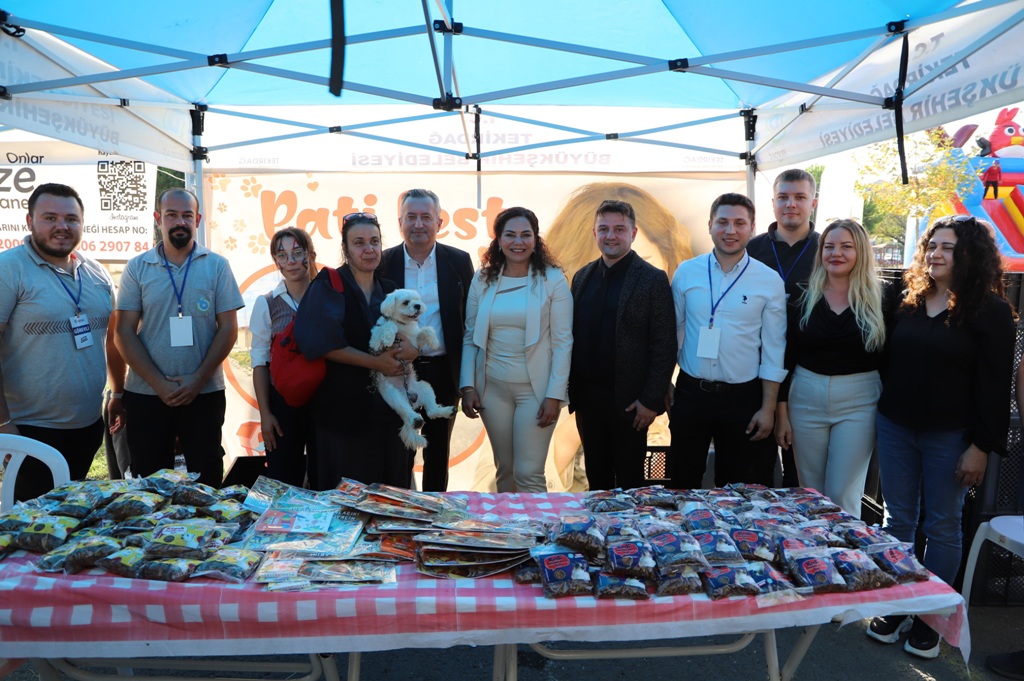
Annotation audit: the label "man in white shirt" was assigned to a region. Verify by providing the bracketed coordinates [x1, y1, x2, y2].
[668, 193, 787, 489]
[379, 189, 474, 491]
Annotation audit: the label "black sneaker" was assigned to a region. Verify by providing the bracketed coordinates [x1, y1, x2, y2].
[866, 615, 912, 644]
[904, 617, 940, 659]
[987, 650, 1024, 680]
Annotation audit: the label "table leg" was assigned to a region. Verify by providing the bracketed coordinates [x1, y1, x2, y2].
[320, 654, 341, 681]
[346, 652, 360, 681]
[492, 645, 504, 681]
[780, 625, 820, 681]
[762, 630, 781, 681]
[31, 659, 62, 681]
[492, 644, 516, 681]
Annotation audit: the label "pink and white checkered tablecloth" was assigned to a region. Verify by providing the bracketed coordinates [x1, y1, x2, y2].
[0, 492, 968, 660]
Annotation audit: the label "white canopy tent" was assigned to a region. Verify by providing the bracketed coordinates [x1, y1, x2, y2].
[0, 0, 1021, 199]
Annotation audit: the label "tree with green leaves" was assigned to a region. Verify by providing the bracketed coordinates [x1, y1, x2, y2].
[856, 129, 976, 254]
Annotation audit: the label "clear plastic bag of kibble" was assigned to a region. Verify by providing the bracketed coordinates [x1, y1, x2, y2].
[692, 529, 745, 566]
[530, 544, 593, 598]
[864, 542, 930, 583]
[829, 548, 897, 591]
[641, 522, 710, 573]
[605, 538, 659, 581]
[582, 490, 636, 513]
[553, 512, 605, 559]
[679, 501, 718, 532]
[785, 546, 849, 594]
[597, 514, 643, 544]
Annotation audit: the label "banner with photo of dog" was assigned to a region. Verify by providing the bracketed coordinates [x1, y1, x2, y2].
[205, 171, 745, 492]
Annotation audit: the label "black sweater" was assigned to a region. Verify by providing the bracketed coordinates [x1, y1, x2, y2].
[877, 293, 1015, 455]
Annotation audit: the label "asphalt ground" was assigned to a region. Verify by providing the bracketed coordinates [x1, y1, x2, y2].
[3, 603, 1021, 681]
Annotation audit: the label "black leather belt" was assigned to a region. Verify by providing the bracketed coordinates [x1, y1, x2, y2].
[679, 372, 758, 394]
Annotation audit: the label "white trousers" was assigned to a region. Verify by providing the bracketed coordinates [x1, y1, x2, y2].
[480, 378, 553, 493]
[788, 366, 881, 517]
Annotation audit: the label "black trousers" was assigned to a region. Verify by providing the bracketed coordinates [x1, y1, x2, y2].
[574, 388, 648, 491]
[668, 375, 777, 489]
[411, 355, 458, 492]
[314, 392, 412, 490]
[986, 180, 1000, 199]
[122, 390, 226, 486]
[103, 392, 130, 479]
[265, 384, 318, 488]
[779, 445, 799, 487]
[15, 419, 104, 501]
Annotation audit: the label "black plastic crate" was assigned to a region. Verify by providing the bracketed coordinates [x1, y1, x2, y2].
[644, 446, 670, 485]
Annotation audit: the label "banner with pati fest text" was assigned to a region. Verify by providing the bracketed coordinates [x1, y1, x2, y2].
[206, 171, 742, 491]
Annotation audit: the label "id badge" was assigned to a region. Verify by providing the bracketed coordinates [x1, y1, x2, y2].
[69, 314, 94, 350]
[169, 315, 194, 347]
[696, 325, 721, 359]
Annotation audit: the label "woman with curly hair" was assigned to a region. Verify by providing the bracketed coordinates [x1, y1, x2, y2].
[867, 215, 1015, 659]
[775, 219, 890, 517]
[460, 207, 573, 492]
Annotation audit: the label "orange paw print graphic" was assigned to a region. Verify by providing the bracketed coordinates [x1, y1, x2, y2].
[241, 177, 262, 198]
[248, 233, 269, 254]
[233, 219, 247, 233]
[224, 236, 237, 251]
[207, 174, 230, 191]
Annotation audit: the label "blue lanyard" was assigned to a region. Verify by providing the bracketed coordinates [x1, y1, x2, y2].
[770, 237, 813, 283]
[51, 262, 83, 316]
[160, 243, 196, 318]
[707, 253, 750, 328]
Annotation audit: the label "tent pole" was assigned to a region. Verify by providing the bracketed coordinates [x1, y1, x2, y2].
[742, 109, 757, 200]
[190, 106, 208, 246]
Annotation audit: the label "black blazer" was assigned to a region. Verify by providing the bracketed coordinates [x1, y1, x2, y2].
[379, 242, 475, 388]
[569, 253, 677, 414]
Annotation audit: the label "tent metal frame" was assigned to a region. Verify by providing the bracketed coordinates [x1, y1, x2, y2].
[0, 0, 1018, 201]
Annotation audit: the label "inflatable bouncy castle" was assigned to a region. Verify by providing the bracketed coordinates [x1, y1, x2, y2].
[945, 108, 1024, 272]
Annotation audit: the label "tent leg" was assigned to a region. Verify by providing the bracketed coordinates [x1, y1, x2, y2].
[190, 106, 207, 245]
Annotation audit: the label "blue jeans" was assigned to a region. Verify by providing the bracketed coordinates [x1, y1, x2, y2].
[876, 412, 969, 585]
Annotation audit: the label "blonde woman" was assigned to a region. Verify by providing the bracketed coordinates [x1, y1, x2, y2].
[775, 219, 889, 516]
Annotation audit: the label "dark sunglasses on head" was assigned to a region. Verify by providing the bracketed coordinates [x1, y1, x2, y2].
[343, 211, 380, 226]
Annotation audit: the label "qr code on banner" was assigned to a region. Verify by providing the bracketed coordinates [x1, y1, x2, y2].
[96, 160, 148, 212]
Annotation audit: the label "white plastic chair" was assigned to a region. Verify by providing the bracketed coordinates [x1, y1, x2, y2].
[0, 434, 71, 512]
[961, 514, 1024, 609]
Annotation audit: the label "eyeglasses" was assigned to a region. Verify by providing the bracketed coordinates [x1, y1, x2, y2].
[343, 212, 380, 226]
[274, 248, 306, 264]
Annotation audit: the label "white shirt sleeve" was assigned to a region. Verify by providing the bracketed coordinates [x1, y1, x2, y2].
[757, 275, 788, 384]
[249, 294, 273, 367]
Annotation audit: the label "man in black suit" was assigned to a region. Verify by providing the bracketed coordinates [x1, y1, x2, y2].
[569, 200, 677, 490]
[379, 188, 475, 491]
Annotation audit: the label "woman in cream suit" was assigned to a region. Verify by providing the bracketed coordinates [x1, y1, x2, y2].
[460, 207, 573, 493]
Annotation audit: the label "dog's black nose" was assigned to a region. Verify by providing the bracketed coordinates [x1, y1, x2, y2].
[413, 304, 421, 310]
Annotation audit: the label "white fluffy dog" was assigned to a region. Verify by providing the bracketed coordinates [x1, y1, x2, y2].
[369, 289, 455, 449]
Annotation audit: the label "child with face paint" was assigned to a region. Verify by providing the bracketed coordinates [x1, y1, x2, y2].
[248, 227, 320, 487]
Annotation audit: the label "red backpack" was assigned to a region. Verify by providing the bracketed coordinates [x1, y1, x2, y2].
[270, 267, 344, 407]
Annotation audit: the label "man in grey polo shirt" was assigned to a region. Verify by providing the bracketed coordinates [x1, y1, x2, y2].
[115, 188, 244, 485]
[0, 183, 123, 500]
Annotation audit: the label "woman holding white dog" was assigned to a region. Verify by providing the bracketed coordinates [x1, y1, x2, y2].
[294, 212, 414, 489]
[249, 227, 320, 488]
[460, 207, 573, 493]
